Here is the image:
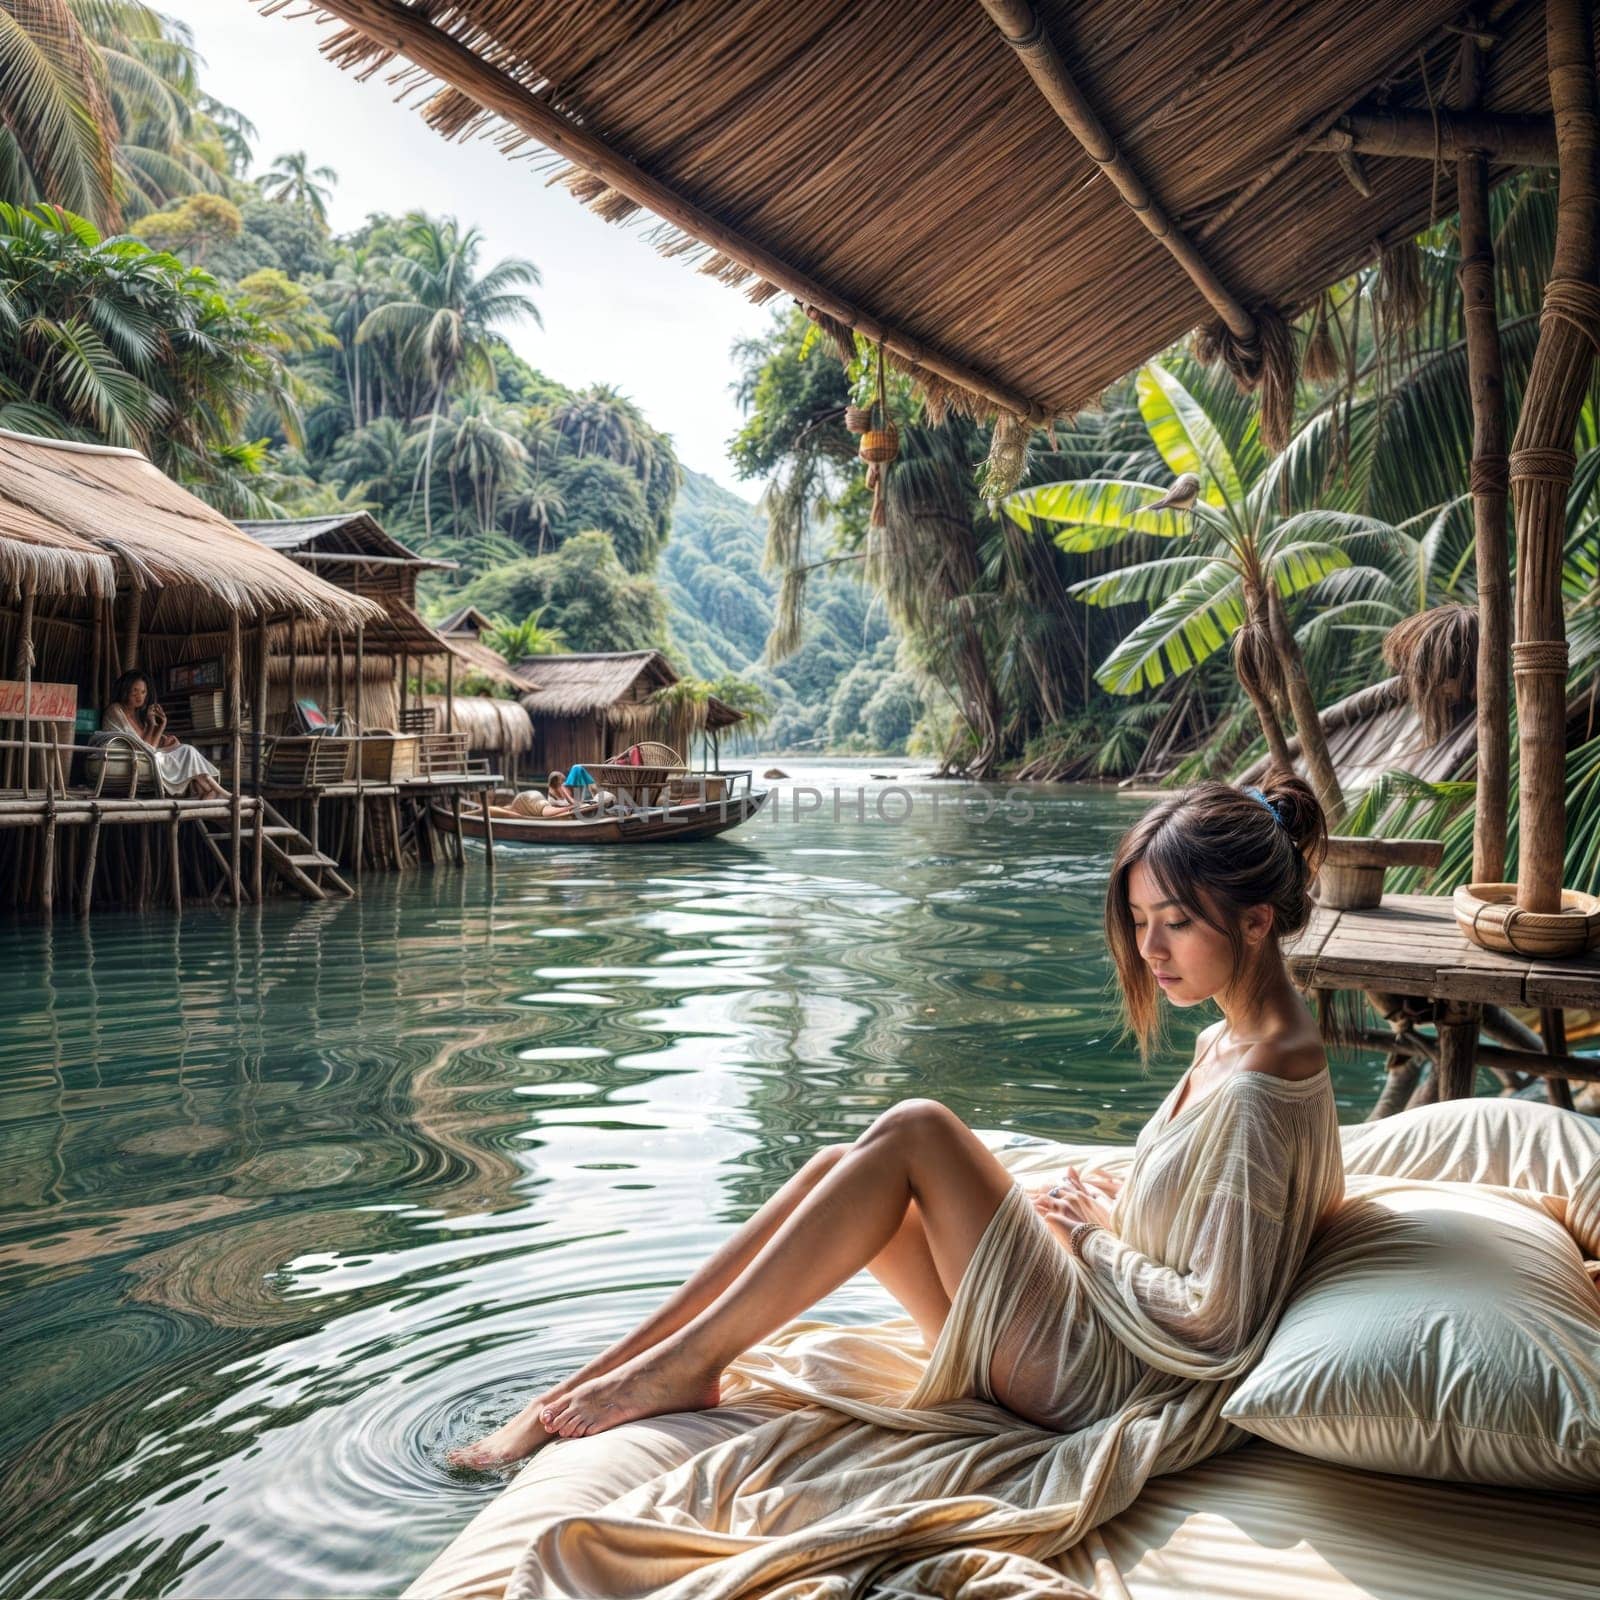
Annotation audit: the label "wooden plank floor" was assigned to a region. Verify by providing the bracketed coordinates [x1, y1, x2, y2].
[1284, 892, 1600, 1008]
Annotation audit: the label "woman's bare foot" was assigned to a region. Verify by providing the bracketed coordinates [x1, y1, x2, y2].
[543, 1336, 722, 1440]
[447, 1386, 567, 1471]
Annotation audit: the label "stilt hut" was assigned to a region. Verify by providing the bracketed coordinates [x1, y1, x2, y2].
[287, 0, 1600, 1115]
[0, 430, 380, 912]
[238, 513, 505, 873]
[516, 651, 744, 775]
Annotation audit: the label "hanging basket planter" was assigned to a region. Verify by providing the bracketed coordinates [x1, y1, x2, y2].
[844, 403, 872, 435]
[1453, 882, 1600, 958]
[859, 423, 900, 464]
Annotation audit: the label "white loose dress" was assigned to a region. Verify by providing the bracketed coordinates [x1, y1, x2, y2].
[509, 1066, 1345, 1599]
[102, 704, 220, 796]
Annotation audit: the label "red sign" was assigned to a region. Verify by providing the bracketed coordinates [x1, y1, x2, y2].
[0, 679, 78, 721]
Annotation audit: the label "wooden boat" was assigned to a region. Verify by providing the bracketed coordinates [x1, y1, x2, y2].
[439, 785, 769, 846]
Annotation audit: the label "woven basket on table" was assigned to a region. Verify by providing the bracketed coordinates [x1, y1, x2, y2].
[1453, 882, 1600, 957]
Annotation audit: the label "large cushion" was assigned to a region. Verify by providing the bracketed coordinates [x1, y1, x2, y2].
[1222, 1176, 1600, 1488]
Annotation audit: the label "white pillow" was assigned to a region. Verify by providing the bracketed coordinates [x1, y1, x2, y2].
[1222, 1177, 1600, 1488]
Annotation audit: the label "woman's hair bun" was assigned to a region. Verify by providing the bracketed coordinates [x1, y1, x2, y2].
[1258, 772, 1328, 874]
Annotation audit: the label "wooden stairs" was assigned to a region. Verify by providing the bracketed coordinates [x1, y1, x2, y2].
[202, 797, 353, 902]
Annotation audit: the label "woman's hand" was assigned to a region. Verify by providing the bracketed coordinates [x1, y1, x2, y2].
[1031, 1166, 1115, 1249]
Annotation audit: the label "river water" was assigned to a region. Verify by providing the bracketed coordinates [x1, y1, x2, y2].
[0, 767, 1382, 1597]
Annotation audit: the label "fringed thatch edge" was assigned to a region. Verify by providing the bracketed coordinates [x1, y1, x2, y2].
[0, 539, 116, 602]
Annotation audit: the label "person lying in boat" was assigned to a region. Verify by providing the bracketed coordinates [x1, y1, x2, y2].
[100, 671, 228, 801]
[449, 776, 1343, 1475]
[494, 772, 578, 820]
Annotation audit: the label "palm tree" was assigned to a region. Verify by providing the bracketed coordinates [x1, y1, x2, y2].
[0, 201, 292, 505]
[1005, 361, 1410, 821]
[356, 212, 541, 536]
[435, 392, 529, 535]
[486, 607, 563, 665]
[0, 2, 242, 229]
[259, 149, 337, 225]
[505, 473, 566, 555]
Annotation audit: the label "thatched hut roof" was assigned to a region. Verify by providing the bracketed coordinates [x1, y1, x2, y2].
[450, 633, 535, 691]
[238, 512, 454, 572]
[518, 650, 678, 726]
[283, 0, 1573, 427]
[704, 695, 744, 733]
[425, 693, 534, 755]
[0, 430, 378, 628]
[437, 604, 497, 637]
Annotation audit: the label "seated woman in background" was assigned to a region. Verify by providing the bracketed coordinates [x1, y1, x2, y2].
[102, 671, 227, 800]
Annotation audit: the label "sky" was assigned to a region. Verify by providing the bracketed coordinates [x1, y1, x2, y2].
[163, 0, 774, 498]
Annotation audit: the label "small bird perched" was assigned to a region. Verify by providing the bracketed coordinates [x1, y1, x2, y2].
[1144, 472, 1201, 513]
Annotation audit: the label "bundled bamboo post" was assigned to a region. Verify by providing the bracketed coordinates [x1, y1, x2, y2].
[445, 651, 455, 733]
[1511, 0, 1600, 913]
[1457, 19, 1512, 885]
[228, 612, 243, 907]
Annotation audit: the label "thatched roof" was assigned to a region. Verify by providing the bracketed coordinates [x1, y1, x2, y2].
[704, 695, 744, 732]
[437, 604, 497, 636]
[0, 430, 379, 627]
[425, 693, 534, 754]
[518, 650, 678, 723]
[239, 512, 452, 569]
[281, 0, 1572, 428]
[450, 632, 535, 690]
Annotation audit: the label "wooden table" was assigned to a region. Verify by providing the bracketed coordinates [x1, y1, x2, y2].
[1285, 892, 1600, 1107]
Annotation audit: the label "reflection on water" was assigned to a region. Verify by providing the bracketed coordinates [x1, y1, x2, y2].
[0, 769, 1381, 1597]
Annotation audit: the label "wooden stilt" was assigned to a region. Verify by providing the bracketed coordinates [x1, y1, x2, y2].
[451, 790, 464, 866]
[39, 798, 55, 915]
[79, 810, 100, 915]
[1542, 1007, 1576, 1109]
[482, 791, 495, 881]
[169, 806, 182, 910]
[1436, 1000, 1481, 1100]
[228, 613, 243, 907]
[17, 582, 34, 800]
[252, 798, 264, 904]
[353, 622, 365, 880]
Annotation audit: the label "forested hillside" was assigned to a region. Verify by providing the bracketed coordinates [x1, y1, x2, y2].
[0, 5, 914, 752]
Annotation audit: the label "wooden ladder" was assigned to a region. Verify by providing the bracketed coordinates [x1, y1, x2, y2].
[203, 798, 353, 902]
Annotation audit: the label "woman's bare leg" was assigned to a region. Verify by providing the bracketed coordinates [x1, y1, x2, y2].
[450, 1141, 938, 1468]
[544, 1100, 1012, 1438]
[449, 1125, 963, 1468]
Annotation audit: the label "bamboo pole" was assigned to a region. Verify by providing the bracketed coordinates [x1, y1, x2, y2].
[1311, 109, 1558, 165]
[169, 805, 182, 910]
[78, 809, 100, 915]
[40, 794, 55, 916]
[17, 581, 34, 801]
[254, 618, 268, 803]
[353, 621, 365, 880]
[303, 0, 1046, 422]
[228, 612, 243, 907]
[977, 0, 1254, 339]
[445, 651, 455, 734]
[1458, 23, 1512, 885]
[1511, 0, 1600, 913]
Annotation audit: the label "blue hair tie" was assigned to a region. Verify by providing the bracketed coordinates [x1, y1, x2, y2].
[1243, 785, 1285, 828]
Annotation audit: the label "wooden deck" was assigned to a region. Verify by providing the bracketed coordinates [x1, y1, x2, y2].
[1287, 892, 1600, 1009]
[1286, 892, 1600, 1107]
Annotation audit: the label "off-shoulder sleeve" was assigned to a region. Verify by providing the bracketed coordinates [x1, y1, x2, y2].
[1073, 1076, 1327, 1379]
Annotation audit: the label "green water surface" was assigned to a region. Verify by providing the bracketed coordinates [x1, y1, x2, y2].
[0, 769, 1382, 1597]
